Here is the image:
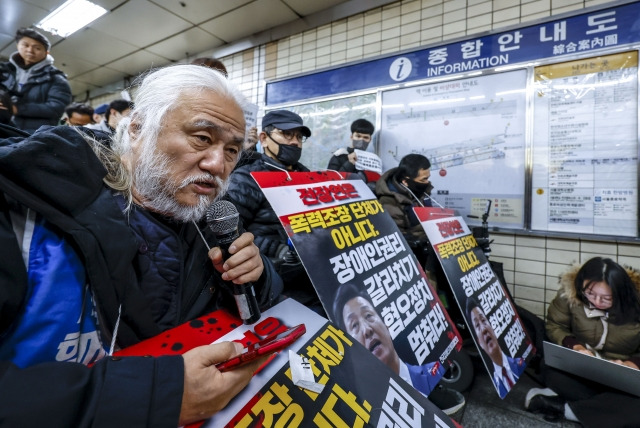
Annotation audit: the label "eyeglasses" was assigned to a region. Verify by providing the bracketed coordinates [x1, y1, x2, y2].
[583, 289, 613, 305]
[269, 128, 307, 143]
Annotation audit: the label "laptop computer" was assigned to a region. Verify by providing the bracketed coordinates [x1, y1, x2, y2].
[543, 341, 640, 397]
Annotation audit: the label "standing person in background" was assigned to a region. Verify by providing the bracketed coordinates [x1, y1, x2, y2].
[92, 102, 109, 124]
[525, 257, 640, 427]
[62, 102, 94, 126]
[86, 99, 133, 136]
[327, 118, 375, 180]
[0, 28, 71, 133]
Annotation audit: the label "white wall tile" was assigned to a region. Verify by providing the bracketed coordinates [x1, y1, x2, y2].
[545, 261, 569, 279]
[492, 242, 515, 258]
[516, 235, 546, 248]
[402, 0, 422, 15]
[523, 11, 551, 20]
[402, 10, 422, 25]
[619, 244, 640, 257]
[514, 284, 545, 301]
[516, 246, 546, 261]
[492, 232, 515, 245]
[401, 32, 422, 47]
[363, 31, 382, 45]
[467, 14, 492, 31]
[443, 8, 467, 24]
[545, 249, 579, 265]
[444, 0, 467, 13]
[492, 256, 514, 271]
[382, 3, 402, 20]
[546, 238, 579, 251]
[363, 43, 381, 56]
[494, 0, 518, 11]
[382, 26, 401, 40]
[442, 20, 466, 36]
[493, 17, 521, 29]
[619, 255, 640, 269]
[580, 240, 617, 255]
[522, 0, 550, 16]
[514, 271, 546, 288]
[516, 259, 546, 275]
[468, 2, 493, 17]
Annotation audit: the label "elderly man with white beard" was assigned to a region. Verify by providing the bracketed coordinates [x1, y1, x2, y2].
[0, 65, 283, 427]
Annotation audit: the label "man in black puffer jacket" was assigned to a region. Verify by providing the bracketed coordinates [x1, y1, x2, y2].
[226, 110, 324, 314]
[0, 28, 71, 133]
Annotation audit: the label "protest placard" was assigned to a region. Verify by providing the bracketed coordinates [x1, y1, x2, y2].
[251, 171, 463, 397]
[416, 209, 534, 398]
[204, 299, 458, 428]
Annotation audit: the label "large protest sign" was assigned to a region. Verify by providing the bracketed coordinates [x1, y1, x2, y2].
[416, 209, 534, 398]
[117, 298, 456, 428]
[203, 298, 457, 428]
[251, 171, 463, 397]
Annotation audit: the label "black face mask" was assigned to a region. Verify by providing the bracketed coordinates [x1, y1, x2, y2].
[267, 133, 302, 166]
[275, 143, 302, 166]
[406, 179, 430, 196]
[352, 139, 369, 151]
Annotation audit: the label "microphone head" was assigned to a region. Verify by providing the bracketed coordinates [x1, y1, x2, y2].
[206, 200, 239, 235]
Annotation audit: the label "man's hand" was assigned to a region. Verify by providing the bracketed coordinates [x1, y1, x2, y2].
[347, 151, 357, 165]
[179, 341, 268, 425]
[208, 232, 264, 284]
[244, 126, 258, 151]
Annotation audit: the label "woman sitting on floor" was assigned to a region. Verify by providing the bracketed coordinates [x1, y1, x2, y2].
[525, 257, 640, 427]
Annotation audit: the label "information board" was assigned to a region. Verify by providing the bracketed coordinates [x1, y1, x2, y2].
[531, 51, 639, 236]
[379, 70, 528, 229]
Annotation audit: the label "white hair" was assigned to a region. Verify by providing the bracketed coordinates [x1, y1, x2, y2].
[107, 64, 247, 219]
[111, 64, 248, 157]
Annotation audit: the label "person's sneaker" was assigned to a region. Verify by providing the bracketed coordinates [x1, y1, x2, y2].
[524, 388, 565, 422]
[428, 385, 466, 416]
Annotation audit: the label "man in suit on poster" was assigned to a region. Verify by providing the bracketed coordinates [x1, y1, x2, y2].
[332, 283, 465, 415]
[466, 296, 525, 398]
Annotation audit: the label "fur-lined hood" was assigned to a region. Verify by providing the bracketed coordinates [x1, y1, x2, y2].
[558, 262, 640, 307]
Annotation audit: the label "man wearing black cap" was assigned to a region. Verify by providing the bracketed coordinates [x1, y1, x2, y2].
[0, 27, 71, 133]
[225, 110, 323, 313]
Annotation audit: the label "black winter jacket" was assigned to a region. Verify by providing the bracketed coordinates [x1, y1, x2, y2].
[0, 126, 282, 427]
[0, 53, 71, 132]
[225, 153, 309, 257]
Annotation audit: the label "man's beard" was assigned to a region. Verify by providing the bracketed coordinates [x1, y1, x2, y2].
[133, 149, 228, 222]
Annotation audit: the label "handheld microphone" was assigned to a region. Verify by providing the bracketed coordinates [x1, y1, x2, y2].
[206, 200, 261, 324]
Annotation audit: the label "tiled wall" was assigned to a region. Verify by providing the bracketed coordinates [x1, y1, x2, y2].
[219, 0, 637, 319]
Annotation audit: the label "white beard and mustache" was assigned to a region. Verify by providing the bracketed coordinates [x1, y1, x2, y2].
[132, 146, 228, 223]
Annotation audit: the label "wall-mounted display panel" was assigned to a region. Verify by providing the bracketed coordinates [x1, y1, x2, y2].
[531, 51, 638, 237]
[379, 70, 528, 229]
